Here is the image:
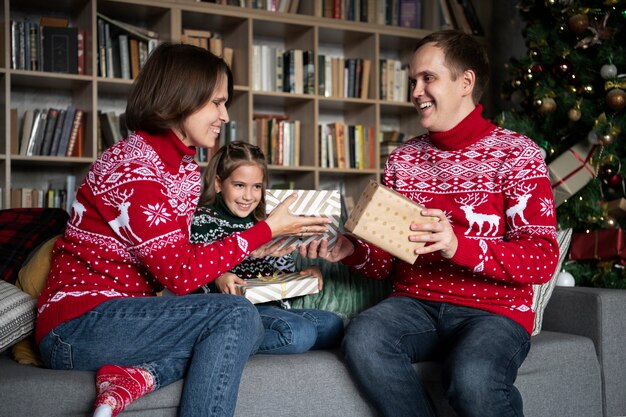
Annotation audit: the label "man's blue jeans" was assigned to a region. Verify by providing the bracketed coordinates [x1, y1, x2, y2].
[256, 306, 344, 354]
[342, 296, 530, 417]
[38, 294, 264, 417]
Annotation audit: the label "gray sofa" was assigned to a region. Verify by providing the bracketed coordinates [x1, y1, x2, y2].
[1, 286, 625, 417]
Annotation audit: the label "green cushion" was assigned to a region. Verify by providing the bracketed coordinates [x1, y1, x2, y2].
[290, 253, 391, 320]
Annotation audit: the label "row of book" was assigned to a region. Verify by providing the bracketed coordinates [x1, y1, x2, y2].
[380, 58, 410, 102]
[200, 0, 300, 13]
[318, 56, 371, 99]
[438, 0, 483, 36]
[252, 47, 315, 95]
[323, 0, 423, 28]
[97, 13, 159, 79]
[252, 115, 301, 167]
[319, 122, 377, 170]
[17, 107, 85, 157]
[180, 29, 234, 69]
[10, 175, 76, 212]
[10, 16, 85, 74]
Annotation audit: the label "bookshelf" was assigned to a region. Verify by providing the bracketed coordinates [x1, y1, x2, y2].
[0, 0, 486, 209]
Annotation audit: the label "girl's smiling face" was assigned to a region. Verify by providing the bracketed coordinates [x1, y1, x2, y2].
[216, 164, 264, 218]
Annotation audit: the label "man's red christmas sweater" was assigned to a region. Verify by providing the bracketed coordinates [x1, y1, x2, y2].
[343, 105, 559, 334]
[36, 130, 272, 343]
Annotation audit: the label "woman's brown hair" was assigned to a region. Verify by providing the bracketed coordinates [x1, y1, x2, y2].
[200, 141, 269, 221]
[125, 42, 234, 135]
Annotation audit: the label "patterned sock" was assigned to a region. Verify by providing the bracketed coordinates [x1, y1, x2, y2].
[93, 365, 155, 417]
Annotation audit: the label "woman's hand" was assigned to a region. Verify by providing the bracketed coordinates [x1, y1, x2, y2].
[299, 234, 355, 263]
[301, 266, 323, 290]
[215, 272, 246, 295]
[410, 208, 458, 259]
[265, 193, 331, 238]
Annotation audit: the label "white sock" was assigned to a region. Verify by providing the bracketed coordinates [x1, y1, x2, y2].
[93, 404, 113, 417]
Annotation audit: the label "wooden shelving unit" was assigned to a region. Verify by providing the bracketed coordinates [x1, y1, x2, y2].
[0, 0, 453, 208]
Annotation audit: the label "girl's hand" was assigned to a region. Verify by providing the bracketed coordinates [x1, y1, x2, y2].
[410, 208, 458, 259]
[301, 266, 323, 291]
[300, 234, 355, 263]
[265, 194, 331, 238]
[250, 240, 296, 258]
[215, 272, 246, 295]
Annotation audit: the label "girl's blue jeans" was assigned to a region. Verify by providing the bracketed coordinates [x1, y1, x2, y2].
[256, 305, 344, 354]
[342, 296, 530, 417]
[38, 293, 264, 417]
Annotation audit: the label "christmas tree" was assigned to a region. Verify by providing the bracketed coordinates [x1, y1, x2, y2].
[497, 0, 626, 288]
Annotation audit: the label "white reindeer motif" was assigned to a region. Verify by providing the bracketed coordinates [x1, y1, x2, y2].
[506, 183, 537, 228]
[456, 194, 500, 236]
[71, 200, 86, 226]
[103, 189, 142, 244]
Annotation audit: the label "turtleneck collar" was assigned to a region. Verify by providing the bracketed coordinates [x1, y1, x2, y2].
[138, 129, 197, 169]
[212, 193, 256, 225]
[429, 104, 495, 151]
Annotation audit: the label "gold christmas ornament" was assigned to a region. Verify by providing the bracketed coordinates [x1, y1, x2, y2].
[539, 97, 557, 113]
[568, 13, 589, 34]
[606, 89, 626, 111]
[568, 107, 582, 121]
[600, 133, 615, 145]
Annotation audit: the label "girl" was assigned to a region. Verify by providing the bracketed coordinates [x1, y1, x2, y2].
[191, 141, 344, 354]
[36, 43, 330, 417]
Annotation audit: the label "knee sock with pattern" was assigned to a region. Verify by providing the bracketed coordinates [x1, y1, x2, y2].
[92, 365, 155, 417]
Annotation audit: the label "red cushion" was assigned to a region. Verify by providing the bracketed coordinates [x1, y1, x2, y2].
[0, 208, 69, 283]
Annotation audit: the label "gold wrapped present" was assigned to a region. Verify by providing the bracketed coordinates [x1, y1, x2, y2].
[548, 141, 597, 207]
[345, 181, 438, 264]
[265, 189, 341, 250]
[238, 272, 319, 304]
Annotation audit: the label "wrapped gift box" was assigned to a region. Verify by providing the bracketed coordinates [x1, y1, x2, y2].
[238, 272, 319, 304]
[607, 198, 626, 219]
[344, 181, 438, 264]
[265, 189, 341, 250]
[549, 141, 597, 207]
[569, 228, 626, 261]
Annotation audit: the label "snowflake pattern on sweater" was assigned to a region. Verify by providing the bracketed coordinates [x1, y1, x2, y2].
[36, 131, 272, 343]
[343, 107, 558, 334]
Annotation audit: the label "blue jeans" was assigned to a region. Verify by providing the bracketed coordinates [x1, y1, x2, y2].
[256, 305, 344, 354]
[38, 294, 264, 417]
[342, 296, 530, 417]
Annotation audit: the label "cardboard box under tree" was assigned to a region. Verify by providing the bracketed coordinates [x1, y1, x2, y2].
[238, 272, 319, 304]
[344, 181, 438, 264]
[265, 189, 341, 250]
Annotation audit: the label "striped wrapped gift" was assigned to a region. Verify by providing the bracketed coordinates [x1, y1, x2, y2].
[239, 272, 319, 304]
[265, 189, 341, 250]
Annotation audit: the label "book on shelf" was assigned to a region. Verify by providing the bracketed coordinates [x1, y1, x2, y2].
[97, 12, 159, 80]
[436, 0, 455, 29]
[458, 0, 483, 36]
[41, 26, 79, 74]
[40, 108, 59, 155]
[98, 110, 125, 151]
[19, 110, 35, 155]
[10, 109, 19, 155]
[399, 0, 422, 28]
[49, 109, 67, 156]
[55, 106, 77, 156]
[65, 109, 84, 157]
[446, 0, 472, 34]
[26, 109, 47, 156]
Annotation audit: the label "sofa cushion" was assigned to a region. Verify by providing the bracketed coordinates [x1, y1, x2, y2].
[0, 281, 36, 352]
[530, 228, 572, 335]
[0, 208, 68, 284]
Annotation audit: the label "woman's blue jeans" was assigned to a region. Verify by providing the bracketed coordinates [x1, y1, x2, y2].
[342, 296, 530, 417]
[38, 294, 264, 417]
[256, 306, 344, 354]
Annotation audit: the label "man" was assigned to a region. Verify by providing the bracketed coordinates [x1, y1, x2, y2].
[302, 30, 558, 417]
